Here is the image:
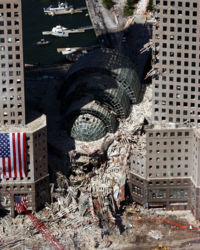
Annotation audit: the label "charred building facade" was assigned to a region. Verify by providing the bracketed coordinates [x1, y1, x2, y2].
[0, 0, 49, 216]
[128, 0, 200, 220]
[61, 48, 141, 142]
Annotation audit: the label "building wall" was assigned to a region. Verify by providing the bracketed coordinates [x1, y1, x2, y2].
[0, 118, 48, 184]
[194, 186, 200, 219]
[128, 173, 147, 206]
[191, 132, 200, 219]
[129, 126, 200, 217]
[0, 176, 50, 216]
[152, 0, 200, 126]
[32, 126, 48, 181]
[191, 131, 199, 186]
[0, 0, 25, 125]
[0, 116, 50, 215]
[130, 152, 146, 179]
[129, 0, 200, 220]
[129, 172, 191, 210]
[0, 0, 49, 216]
[146, 127, 193, 179]
[147, 178, 191, 210]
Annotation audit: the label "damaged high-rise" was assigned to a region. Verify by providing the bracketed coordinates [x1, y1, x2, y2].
[128, 0, 200, 220]
[0, 0, 50, 216]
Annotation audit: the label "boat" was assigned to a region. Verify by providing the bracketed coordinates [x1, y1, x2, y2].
[36, 38, 51, 46]
[43, 2, 74, 16]
[52, 25, 69, 37]
[61, 48, 78, 55]
[65, 50, 88, 63]
[42, 25, 69, 37]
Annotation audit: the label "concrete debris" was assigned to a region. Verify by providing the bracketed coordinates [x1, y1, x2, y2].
[145, 67, 159, 80]
[140, 40, 153, 54]
[0, 84, 153, 249]
[148, 230, 163, 240]
[1, 0, 198, 247]
[2, 77, 197, 248]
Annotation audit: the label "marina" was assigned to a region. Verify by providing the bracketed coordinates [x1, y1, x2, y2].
[22, 0, 97, 65]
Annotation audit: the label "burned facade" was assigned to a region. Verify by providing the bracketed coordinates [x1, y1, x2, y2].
[128, 0, 200, 220]
[0, 0, 50, 216]
[61, 48, 141, 142]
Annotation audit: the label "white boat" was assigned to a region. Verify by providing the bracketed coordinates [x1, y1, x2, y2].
[43, 2, 74, 16]
[61, 48, 78, 55]
[52, 25, 69, 37]
[42, 25, 69, 37]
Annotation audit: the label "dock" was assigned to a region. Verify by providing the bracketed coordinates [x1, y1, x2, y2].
[45, 7, 88, 16]
[42, 26, 93, 37]
[57, 45, 99, 55]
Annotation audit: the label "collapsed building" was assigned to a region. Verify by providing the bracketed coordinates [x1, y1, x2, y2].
[61, 83, 152, 227]
[60, 48, 142, 141]
[54, 47, 147, 223]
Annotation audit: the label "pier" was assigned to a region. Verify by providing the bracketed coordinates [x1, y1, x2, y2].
[57, 45, 99, 54]
[42, 26, 93, 37]
[45, 7, 88, 16]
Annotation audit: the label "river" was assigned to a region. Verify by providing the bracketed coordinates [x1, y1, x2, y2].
[22, 0, 97, 65]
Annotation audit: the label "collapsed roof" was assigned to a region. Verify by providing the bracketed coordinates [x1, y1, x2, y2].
[61, 48, 142, 142]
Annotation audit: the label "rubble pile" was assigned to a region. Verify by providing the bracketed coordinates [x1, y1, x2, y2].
[52, 85, 152, 247]
[66, 85, 152, 219]
[1, 198, 199, 249]
[0, 86, 154, 249]
[118, 85, 152, 130]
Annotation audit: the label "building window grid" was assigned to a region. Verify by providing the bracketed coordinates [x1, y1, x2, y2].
[147, 130, 192, 178]
[142, 0, 199, 218]
[0, 2, 24, 124]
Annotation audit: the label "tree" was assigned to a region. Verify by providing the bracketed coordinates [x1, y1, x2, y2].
[102, 0, 113, 9]
[123, 0, 139, 17]
[124, 6, 133, 17]
[147, 0, 153, 11]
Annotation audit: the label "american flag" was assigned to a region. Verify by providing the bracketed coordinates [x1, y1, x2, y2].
[15, 196, 28, 214]
[0, 133, 27, 179]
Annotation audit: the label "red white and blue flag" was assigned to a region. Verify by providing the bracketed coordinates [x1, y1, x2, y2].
[15, 195, 28, 214]
[0, 133, 27, 179]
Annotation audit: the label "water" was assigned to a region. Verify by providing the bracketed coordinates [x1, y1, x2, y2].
[22, 0, 97, 65]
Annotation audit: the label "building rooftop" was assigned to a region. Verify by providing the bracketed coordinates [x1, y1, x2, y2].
[0, 115, 46, 133]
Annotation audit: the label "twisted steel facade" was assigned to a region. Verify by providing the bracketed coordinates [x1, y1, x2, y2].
[61, 48, 141, 142]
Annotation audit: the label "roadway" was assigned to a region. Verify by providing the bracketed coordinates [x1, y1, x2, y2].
[85, 0, 124, 49]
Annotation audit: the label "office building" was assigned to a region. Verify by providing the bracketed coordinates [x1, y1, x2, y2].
[128, 0, 200, 220]
[0, 0, 49, 216]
